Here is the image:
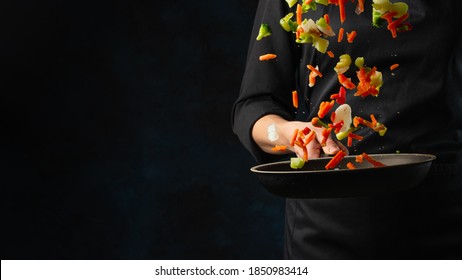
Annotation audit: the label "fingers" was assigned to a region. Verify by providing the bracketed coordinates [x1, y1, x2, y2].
[294, 140, 322, 160]
[321, 138, 341, 155]
[306, 140, 322, 159]
[289, 121, 348, 159]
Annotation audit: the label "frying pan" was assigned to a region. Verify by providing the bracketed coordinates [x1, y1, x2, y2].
[250, 153, 436, 199]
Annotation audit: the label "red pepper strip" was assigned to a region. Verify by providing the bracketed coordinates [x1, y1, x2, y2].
[347, 132, 363, 146]
[325, 150, 347, 170]
[296, 4, 303, 25]
[302, 126, 311, 135]
[348, 132, 364, 140]
[318, 100, 335, 119]
[303, 130, 316, 146]
[380, 11, 398, 20]
[329, 86, 346, 104]
[329, 120, 344, 134]
[292, 90, 299, 108]
[388, 12, 409, 31]
[355, 85, 378, 98]
[365, 66, 377, 80]
[338, 86, 346, 104]
[330, 93, 339, 100]
[321, 127, 332, 146]
[347, 136, 353, 147]
[347, 30, 357, 43]
[290, 129, 299, 146]
[381, 11, 398, 38]
[324, 13, 330, 24]
[330, 111, 336, 123]
[338, 73, 356, 90]
[271, 145, 287, 152]
[346, 162, 356, 169]
[362, 152, 386, 167]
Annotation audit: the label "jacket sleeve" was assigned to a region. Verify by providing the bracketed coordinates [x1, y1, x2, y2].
[231, 0, 300, 164]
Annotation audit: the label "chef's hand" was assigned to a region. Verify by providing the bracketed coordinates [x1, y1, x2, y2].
[252, 114, 348, 159]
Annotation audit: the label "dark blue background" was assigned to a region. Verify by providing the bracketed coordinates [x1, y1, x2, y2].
[1, 0, 285, 259]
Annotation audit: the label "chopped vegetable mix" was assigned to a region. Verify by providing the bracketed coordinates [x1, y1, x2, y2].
[254, 0, 412, 169]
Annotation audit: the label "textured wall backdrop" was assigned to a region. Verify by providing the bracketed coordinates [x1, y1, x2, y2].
[1, 0, 285, 259]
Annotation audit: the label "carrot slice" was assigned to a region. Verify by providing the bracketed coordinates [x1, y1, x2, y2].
[325, 150, 347, 170]
[347, 135, 353, 147]
[338, 27, 344, 43]
[318, 100, 335, 119]
[271, 145, 287, 152]
[390, 63, 399, 70]
[292, 90, 299, 108]
[327, 50, 335, 58]
[338, 73, 356, 90]
[321, 127, 333, 146]
[370, 114, 378, 127]
[302, 145, 308, 161]
[388, 12, 409, 31]
[259, 54, 277, 61]
[347, 132, 363, 147]
[347, 30, 357, 43]
[290, 129, 299, 146]
[303, 130, 316, 146]
[362, 152, 386, 167]
[338, 0, 346, 23]
[346, 162, 356, 169]
[307, 64, 323, 77]
[296, 4, 303, 25]
[356, 0, 365, 14]
[381, 11, 399, 38]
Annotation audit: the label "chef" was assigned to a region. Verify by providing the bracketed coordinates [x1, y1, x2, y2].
[232, 0, 462, 259]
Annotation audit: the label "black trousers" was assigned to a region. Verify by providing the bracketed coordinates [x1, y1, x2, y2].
[283, 163, 462, 259]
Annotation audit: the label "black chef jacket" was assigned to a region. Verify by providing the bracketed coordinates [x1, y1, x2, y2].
[232, 0, 462, 259]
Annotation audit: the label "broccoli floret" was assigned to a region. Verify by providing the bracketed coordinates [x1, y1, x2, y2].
[372, 10, 385, 28]
[256, 23, 272, 41]
[280, 13, 297, 32]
